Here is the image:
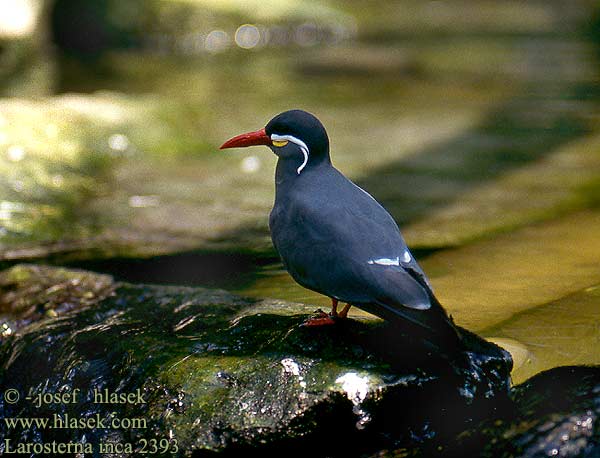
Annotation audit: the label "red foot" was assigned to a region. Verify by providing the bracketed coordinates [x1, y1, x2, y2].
[301, 309, 337, 326]
[302, 316, 337, 327]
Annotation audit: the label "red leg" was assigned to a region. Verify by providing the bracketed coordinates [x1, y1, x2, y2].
[301, 298, 338, 327]
[330, 298, 339, 316]
[338, 303, 352, 319]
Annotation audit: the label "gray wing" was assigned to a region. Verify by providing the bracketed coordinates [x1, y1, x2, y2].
[273, 176, 434, 311]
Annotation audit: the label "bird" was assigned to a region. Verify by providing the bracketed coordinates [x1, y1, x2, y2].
[221, 109, 463, 348]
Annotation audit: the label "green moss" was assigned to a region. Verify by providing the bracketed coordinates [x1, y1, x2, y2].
[0, 265, 510, 455]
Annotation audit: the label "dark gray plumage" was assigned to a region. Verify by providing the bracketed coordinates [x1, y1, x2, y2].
[222, 109, 462, 347]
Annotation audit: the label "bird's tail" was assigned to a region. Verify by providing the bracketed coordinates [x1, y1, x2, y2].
[361, 294, 465, 354]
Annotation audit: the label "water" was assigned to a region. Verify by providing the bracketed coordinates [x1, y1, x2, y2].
[1, 0, 599, 384]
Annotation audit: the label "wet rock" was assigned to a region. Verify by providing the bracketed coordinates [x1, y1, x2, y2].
[451, 366, 600, 458]
[0, 264, 114, 335]
[504, 366, 600, 458]
[0, 265, 511, 457]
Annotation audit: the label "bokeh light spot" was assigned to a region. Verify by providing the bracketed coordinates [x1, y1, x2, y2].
[205, 30, 230, 53]
[235, 24, 261, 49]
[7, 145, 26, 162]
[241, 155, 261, 173]
[129, 195, 161, 208]
[108, 134, 130, 152]
[52, 175, 64, 187]
[12, 180, 24, 192]
[294, 22, 318, 47]
[0, 0, 37, 38]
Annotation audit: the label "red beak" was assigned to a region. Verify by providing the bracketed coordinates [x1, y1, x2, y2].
[220, 128, 271, 149]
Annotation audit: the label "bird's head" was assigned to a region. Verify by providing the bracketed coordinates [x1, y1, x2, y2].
[220, 109, 330, 174]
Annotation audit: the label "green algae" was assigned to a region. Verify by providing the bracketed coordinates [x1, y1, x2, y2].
[401, 132, 600, 248]
[484, 285, 600, 385]
[422, 210, 600, 334]
[0, 94, 218, 258]
[0, 265, 511, 456]
[0, 263, 114, 335]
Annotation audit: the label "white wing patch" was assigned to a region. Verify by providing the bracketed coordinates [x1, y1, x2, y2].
[407, 301, 431, 310]
[367, 257, 400, 266]
[367, 251, 412, 266]
[367, 253, 432, 310]
[270, 133, 310, 174]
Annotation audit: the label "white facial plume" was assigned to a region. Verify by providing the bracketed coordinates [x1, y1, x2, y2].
[271, 133, 310, 174]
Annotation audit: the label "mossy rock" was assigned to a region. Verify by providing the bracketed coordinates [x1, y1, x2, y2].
[0, 265, 511, 457]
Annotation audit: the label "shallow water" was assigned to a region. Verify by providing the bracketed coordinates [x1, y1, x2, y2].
[1, 0, 600, 384]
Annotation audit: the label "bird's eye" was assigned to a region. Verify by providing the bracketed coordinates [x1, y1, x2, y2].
[272, 140, 289, 147]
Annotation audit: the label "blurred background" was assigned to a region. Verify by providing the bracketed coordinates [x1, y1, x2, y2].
[0, 0, 599, 382]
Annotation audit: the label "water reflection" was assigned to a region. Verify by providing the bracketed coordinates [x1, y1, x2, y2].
[335, 372, 373, 429]
[1, 0, 599, 385]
